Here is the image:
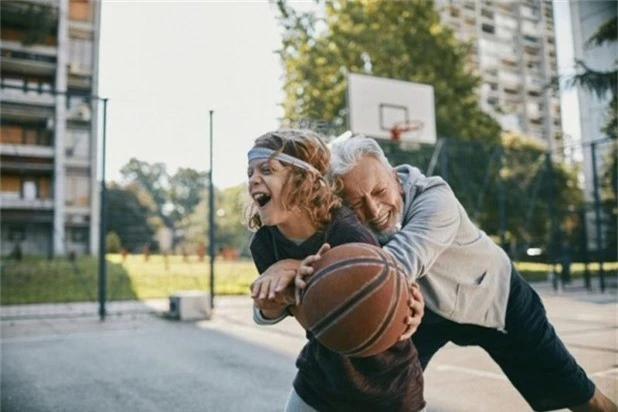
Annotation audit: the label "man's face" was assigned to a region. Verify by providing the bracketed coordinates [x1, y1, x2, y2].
[339, 155, 403, 238]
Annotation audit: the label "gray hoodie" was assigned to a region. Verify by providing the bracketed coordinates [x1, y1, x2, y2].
[384, 165, 512, 330]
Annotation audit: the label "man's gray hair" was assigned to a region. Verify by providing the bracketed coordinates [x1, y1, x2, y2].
[329, 134, 393, 179]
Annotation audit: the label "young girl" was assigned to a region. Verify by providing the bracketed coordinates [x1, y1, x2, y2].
[246, 129, 425, 412]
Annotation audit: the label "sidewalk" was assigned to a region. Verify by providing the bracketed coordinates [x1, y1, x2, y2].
[2, 282, 617, 412]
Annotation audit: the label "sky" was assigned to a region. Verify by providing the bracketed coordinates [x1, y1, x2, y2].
[99, 0, 580, 189]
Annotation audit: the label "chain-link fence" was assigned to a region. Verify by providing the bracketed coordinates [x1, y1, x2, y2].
[2, 98, 616, 319]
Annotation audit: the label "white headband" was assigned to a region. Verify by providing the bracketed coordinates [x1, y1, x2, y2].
[247, 147, 321, 175]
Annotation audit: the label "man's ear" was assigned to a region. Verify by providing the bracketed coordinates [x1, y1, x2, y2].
[391, 169, 404, 194]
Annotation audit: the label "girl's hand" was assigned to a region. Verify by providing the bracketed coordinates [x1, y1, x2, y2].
[294, 243, 331, 305]
[250, 259, 299, 304]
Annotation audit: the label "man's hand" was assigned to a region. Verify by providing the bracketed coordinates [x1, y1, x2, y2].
[294, 243, 331, 305]
[250, 259, 299, 305]
[399, 282, 425, 341]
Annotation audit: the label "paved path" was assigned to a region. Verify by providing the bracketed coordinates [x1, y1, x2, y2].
[2, 283, 616, 411]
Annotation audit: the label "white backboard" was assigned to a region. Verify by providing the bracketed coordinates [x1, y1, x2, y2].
[347, 73, 437, 144]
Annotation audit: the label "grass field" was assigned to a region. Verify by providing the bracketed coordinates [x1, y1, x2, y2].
[1, 254, 616, 305]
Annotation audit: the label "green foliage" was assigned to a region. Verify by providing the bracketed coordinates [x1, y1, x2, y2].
[1, 255, 260, 304]
[106, 231, 122, 253]
[119, 159, 208, 248]
[275, 0, 501, 142]
[107, 183, 157, 252]
[181, 184, 253, 256]
[377, 132, 582, 258]
[2, 255, 615, 305]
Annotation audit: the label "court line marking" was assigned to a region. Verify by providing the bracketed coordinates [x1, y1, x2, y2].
[591, 368, 618, 380]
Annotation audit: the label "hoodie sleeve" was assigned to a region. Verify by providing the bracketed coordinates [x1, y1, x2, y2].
[383, 179, 460, 281]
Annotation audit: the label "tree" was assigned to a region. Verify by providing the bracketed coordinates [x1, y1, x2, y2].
[106, 183, 157, 252]
[119, 159, 208, 248]
[181, 184, 253, 257]
[275, 0, 501, 142]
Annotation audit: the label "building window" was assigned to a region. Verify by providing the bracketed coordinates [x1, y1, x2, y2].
[68, 37, 93, 73]
[1, 176, 21, 199]
[481, 24, 495, 34]
[65, 173, 90, 207]
[65, 128, 90, 158]
[69, 0, 92, 22]
[22, 180, 37, 200]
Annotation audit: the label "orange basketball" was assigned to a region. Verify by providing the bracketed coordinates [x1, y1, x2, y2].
[294, 242, 410, 357]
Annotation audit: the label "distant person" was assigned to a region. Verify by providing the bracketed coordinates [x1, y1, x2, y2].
[246, 129, 426, 412]
[328, 134, 617, 412]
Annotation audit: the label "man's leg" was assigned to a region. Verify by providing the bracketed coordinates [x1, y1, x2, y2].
[411, 309, 453, 370]
[480, 268, 615, 411]
[571, 388, 618, 412]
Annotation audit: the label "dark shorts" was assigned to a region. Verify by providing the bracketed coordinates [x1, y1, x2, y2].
[413, 268, 595, 411]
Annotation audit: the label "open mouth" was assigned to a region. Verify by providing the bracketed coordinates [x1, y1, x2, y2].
[369, 212, 390, 230]
[253, 192, 271, 207]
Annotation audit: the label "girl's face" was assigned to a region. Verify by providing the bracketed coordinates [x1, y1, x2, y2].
[247, 158, 298, 228]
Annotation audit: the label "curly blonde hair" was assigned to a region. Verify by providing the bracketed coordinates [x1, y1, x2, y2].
[246, 129, 342, 231]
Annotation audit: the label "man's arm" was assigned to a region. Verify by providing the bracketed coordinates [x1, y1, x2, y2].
[383, 183, 461, 281]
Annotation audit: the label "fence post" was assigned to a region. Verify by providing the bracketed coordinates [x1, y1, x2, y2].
[590, 142, 605, 292]
[208, 110, 216, 309]
[497, 146, 506, 249]
[579, 207, 591, 290]
[545, 152, 558, 290]
[440, 140, 448, 181]
[98, 98, 109, 320]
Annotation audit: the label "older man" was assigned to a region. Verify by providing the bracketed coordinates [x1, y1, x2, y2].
[328, 135, 616, 412]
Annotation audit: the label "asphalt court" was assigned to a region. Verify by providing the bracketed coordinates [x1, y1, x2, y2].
[2, 283, 616, 412]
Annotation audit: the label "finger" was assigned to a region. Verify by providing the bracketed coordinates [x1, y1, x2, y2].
[297, 265, 314, 277]
[295, 286, 301, 306]
[399, 316, 418, 341]
[250, 280, 262, 298]
[274, 270, 295, 292]
[258, 279, 271, 300]
[316, 243, 331, 258]
[268, 277, 280, 300]
[295, 274, 307, 290]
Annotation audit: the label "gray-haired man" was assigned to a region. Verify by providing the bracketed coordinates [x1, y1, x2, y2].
[328, 135, 616, 412]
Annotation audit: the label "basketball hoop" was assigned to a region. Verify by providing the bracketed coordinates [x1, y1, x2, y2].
[390, 119, 424, 151]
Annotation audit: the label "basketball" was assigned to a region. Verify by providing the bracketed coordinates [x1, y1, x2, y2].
[294, 242, 410, 357]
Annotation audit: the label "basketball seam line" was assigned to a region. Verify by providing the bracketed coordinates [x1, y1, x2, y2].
[341, 266, 402, 357]
[309, 260, 392, 339]
[299, 257, 387, 302]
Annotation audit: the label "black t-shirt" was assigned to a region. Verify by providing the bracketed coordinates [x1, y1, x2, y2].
[250, 207, 425, 412]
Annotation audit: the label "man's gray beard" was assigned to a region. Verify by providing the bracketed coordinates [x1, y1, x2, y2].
[373, 211, 403, 245]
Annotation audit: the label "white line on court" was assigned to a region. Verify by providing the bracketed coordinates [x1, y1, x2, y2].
[591, 368, 618, 380]
[434, 364, 508, 380]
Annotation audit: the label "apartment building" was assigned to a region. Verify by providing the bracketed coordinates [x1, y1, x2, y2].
[435, 0, 562, 152]
[1, 0, 102, 256]
[570, 0, 617, 197]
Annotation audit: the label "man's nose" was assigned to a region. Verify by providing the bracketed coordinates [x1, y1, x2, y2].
[363, 196, 380, 219]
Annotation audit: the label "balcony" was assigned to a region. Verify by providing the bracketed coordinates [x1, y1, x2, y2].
[0, 195, 53, 210]
[0, 80, 55, 106]
[1, 157, 54, 172]
[1, 102, 54, 122]
[0, 42, 57, 76]
[0, 143, 53, 158]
